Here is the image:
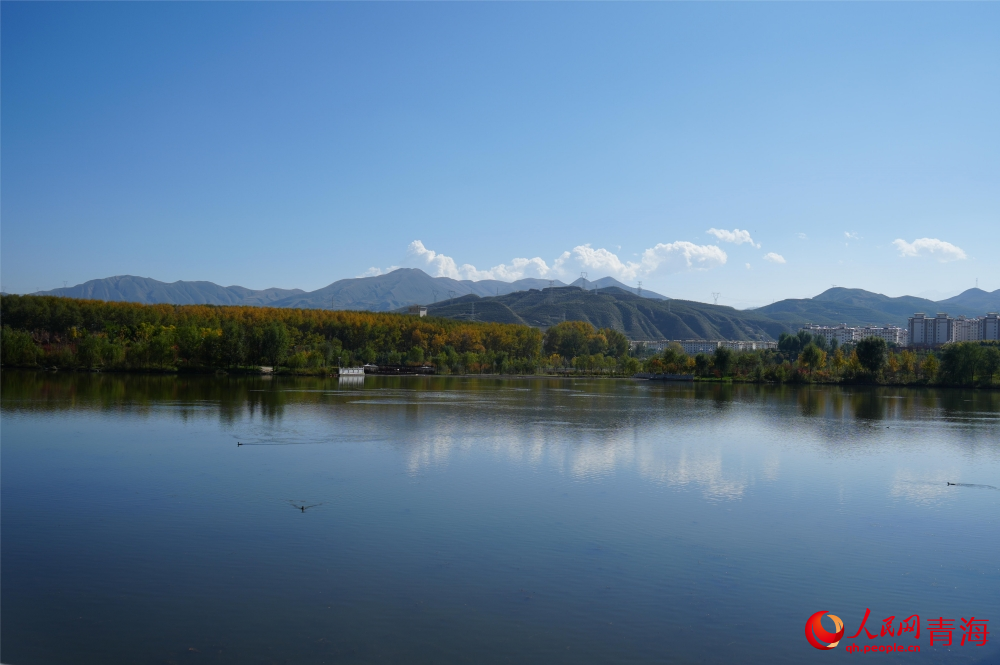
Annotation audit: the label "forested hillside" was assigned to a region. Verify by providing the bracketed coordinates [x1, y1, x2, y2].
[426, 287, 790, 340]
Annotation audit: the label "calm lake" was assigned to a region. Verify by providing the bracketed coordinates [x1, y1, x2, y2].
[2, 371, 998, 664]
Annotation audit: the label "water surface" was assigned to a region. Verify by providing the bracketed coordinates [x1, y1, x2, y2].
[2, 371, 999, 664]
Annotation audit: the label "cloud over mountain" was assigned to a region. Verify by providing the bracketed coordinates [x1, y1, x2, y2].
[406, 241, 565, 281]
[573, 242, 727, 280]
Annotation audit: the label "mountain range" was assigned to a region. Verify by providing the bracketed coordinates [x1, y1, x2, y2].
[32, 270, 666, 310]
[24, 271, 1000, 340]
[753, 287, 997, 327]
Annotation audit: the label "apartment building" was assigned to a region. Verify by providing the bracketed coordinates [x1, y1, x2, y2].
[982, 313, 1000, 341]
[800, 324, 858, 345]
[908, 313, 953, 347]
[800, 323, 907, 346]
[951, 316, 982, 342]
[858, 325, 908, 346]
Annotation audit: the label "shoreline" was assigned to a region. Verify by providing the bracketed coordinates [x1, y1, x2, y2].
[2, 366, 996, 390]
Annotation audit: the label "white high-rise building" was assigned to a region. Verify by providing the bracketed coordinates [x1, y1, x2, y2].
[908, 313, 953, 347]
[982, 313, 1000, 341]
[951, 316, 983, 342]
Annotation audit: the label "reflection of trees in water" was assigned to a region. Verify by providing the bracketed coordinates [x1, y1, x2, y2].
[797, 388, 825, 417]
[3, 368, 997, 433]
[1, 370, 293, 423]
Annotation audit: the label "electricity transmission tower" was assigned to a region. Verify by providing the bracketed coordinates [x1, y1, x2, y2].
[637, 281, 642, 298]
[712, 292, 720, 305]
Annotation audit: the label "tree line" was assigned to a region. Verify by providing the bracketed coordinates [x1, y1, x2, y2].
[641, 329, 1000, 387]
[4, 295, 996, 385]
[0, 295, 642, 376]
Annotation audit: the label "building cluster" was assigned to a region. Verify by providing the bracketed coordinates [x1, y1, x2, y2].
[908, 312, 1000, 347]
[631, 339, 778, 355]
[624, 312, 1000, 355]
[799, 323, 908, 346]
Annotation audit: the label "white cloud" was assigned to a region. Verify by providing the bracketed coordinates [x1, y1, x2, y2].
[763, 252, 786, 264]
[407, 240, 562, 281]
[707, 228, 760, 248]
[357, 266, 399, 278]
[572, 245, 638, 279]
[404, 239, 727, 284]
[796, 233, 807, 240]
[574, 242, 727, 280]
[745, 263, 752, 270]
[845, 231, 860, 240]
[892, 237, 967, 262]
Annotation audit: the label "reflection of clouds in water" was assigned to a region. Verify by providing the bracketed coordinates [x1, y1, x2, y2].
[406, 433, 469, 474]
[890, 468, 959, 504]
[662, 448, 749, 501]
[761, 453, 781, 482]
[401, 421, 768, 502]
[568, 433, 637, 480]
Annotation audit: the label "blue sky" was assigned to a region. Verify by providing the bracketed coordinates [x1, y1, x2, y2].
[2, 3, 997, 307]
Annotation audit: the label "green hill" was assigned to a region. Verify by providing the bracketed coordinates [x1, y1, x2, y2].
[426, 287, 790, 341]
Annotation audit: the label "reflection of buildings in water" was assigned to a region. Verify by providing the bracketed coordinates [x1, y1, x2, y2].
[890, 467, 960, 504]
[338, 375, 365, 389]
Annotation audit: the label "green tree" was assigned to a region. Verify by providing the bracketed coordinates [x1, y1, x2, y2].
[798, 344, 826, 373]
[921, 354, 939, 382]
[855, 337, 888, 379]
[602, 328, 629, 358]
[712, 346, 734, 375]
[259, 322, 290, 367]
[219, 320, 246, 368]
[76, 334, 109, 369]
[543, 321, 597, 360]
[407, 346, 425, 364]
[981, 346, 1000, 385]
[778, 332, 803, 357]
[694, 353, 711, 376]
[939, 342, 983, 386]
[1, 326, 39, 366]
